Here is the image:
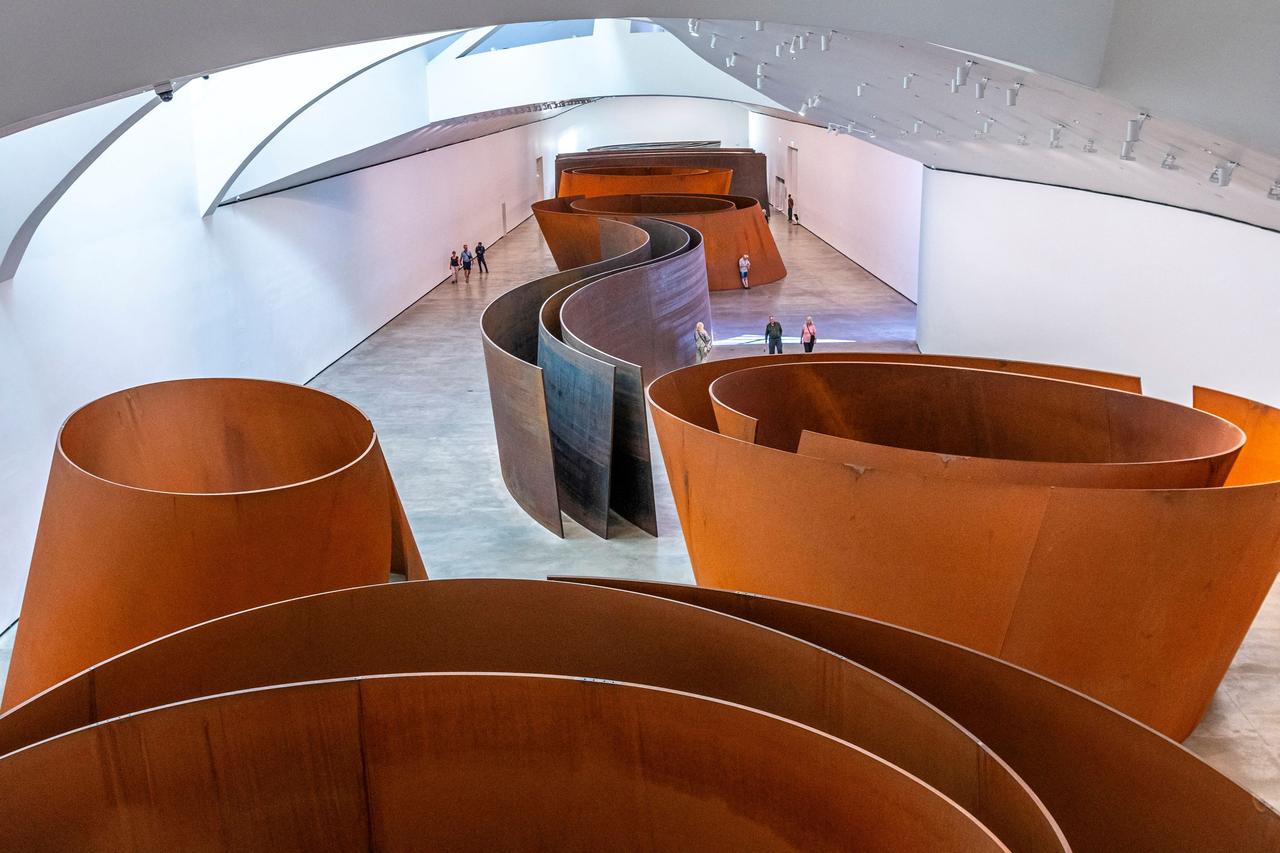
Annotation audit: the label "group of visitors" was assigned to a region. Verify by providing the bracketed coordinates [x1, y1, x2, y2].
[692, 314, 819, 364]
[763, 314, 819, 354]
[449, 241, 489, 283]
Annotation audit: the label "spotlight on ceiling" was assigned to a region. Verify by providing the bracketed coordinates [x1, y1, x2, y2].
[1049, 125, 1063, 148]
[755, 75, 764, 90]
[820, 33, 830, 51]
[811, 93, 822, 107]
[754, 20, 763, 31]
[1016, 134, 1029, 146]
[1083, 138, 1097, 153]
[856, 82, 866, 97]
[956, 60, 974, 85]
[1120, 140, 1137, 160]
[975, 77, 988, 99]
[903, 73, 915, 89]
[797, 34, 807, 50]
[799, 102, 809, 116]
[756, 62, 765, 76]
[709, 33, 718, 49]
[688, 19, 700, 36]
[1006, 83, 1022, 107]
[726, 53, 737, 68]
[775, 43, 783, 58]
[1268, 181, 1280, 201]
[912, 119, 923, 133]
[1161, 152, 1179, 170]
[1125, 116, 1146, 143]
[981, 118, 994, 135]
[1209, 161, 1238, 187]
[789, 35, 798, 53]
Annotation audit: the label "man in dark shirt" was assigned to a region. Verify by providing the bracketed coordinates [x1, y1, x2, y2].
[475, 241, 489, 274]
[765, 315, 783, 354]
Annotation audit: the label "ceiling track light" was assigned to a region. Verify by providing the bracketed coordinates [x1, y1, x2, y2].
[819, 33, 830, 51]
[1083, 138, 1097, 153]
[975, 77, 988, 99]
[755, 75, 764, 90]
[1120, 140, 1137, 160]
[755, 62, 765, 76]
[789, 35, 798, 54]
[1268, 181, 1280, 201]
[1016, 134, 1029, 146]
[1049, 125, 1064, 148]
[981, 118, 994, 135]
[948, 79, 959, 94]
[1209, 161, 1238, 187]
[688, 18, 700, 36]
[903, 73, 915, 89]
[798, 102, 809, 117]
[1161, 152, 1178, 170]
[754, 20, 763, 31]
[709, 33, 718, 49]
[1006, 82, 1022, 107]
[912, 119, 923, 133]
[810, 93, 822, 107]
[797, 34, 807, 50]
[956, 60, 974, 86]
[726, 53, 737, 68]
[775, 43, 783, 58]
[1125, 118, 1143, 143]
[855, 82, 866, 97]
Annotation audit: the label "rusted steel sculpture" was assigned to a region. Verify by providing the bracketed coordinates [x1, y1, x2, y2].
[646, 353, 1280, 740]
[0, 378, 424, 710]
[555, 147, 770, 216]
[481, 213, 709, 537]
[534, 192, 785, 290]
[560, 577, 1280, 852]
[4, 576, 1279, 850]
[559, 164, 733, 197]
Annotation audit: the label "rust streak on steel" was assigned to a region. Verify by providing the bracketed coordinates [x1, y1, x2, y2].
[1, 378, 424, 710]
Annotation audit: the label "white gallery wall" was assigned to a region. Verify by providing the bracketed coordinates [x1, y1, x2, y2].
[917, 169, 1280, 405]
[749, 112, 923, 301]
[0, 94, 750, 626]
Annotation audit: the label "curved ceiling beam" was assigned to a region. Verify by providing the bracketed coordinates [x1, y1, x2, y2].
[0, 92, 158, 284]
[0, 1, 1113, 137]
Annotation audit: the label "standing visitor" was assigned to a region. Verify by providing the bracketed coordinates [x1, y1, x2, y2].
[801, 316, 818, 352]
[694, 321, 713, 363]
[765, 315, 783, 354]
[475, 241, 489, 274]
[460, 244, 474, 283]
[738, 253, 751, 289]
[449, 250, 460, 283]
[787, 193, 795, 223]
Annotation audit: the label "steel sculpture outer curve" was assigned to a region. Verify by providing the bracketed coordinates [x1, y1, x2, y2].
[480, 218, 651, 535]
[558, 164, 734, 197]
[534, 192, 785, 290]
[555, 148, 770, 217]
[646, 354, 1280, 738]
[0, 672, 1005, 852]
[1, 378, 424, 710]
[0, 577, 1063, 852]
[559, 577, 1280, 853]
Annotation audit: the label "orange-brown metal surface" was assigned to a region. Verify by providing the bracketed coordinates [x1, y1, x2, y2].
[560, 577, 1280, 853]
[534, 193, 786, 290]
[0, 673, 1005, 852]
[555, 148, 769, 214]
[0, 378, 424, 710]
[559, 165, 734, 197]
[0, 578, 1062, 852]
[647, 354, 1280, 738]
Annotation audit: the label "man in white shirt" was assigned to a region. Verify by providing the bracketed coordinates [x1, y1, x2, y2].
[738, 253, 751, 289]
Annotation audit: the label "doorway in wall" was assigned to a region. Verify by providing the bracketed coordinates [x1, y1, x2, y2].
[773, 176, 787, 215]
[535, 156, 545, 200]
[501, 202, 508, 235]
[785, 144, 799, 219]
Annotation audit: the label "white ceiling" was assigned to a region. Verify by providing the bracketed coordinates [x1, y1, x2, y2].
[660, 19, 1280, 232]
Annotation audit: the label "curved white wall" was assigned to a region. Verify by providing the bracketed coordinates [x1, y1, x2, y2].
[0, 94, 750, 626]
[917, 169, 1280, 405]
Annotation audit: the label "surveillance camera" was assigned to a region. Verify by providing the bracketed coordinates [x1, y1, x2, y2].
[153, 81, 175, 102]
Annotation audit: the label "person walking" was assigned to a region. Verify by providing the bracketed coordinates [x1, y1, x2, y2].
[765, 315, 783, 354]
[787, 193, 795, 223]
[694, 321, 713, 363]
[475, 241, 489, 274]
[801, 316, 818, 353]
[449, 250, 460, 283]
[738, 253, 751, 289]
[460, 244, 474, 283]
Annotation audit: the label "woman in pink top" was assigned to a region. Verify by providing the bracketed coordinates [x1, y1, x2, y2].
[801, 316, 818, 352]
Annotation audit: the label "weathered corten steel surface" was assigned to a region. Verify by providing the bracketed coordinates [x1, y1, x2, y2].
[0, 378, 423, 711]
[0, 672, 1004, 852]
[561, 577, 1280, 853]
[709, 361, 1242, 488]
[559, 164, 733, 197]
[0, 578, 1063, 852]
[647, 353, 1280, 739]
[480, 218, 651, 535]
[538, 192, 785, 291]
[555, 147, 770, 215]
